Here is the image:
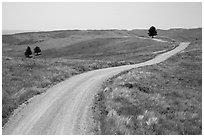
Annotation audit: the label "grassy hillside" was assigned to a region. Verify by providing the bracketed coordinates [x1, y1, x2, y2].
[130, 28, 202, 42]
[92, 30, 202, 135]
[42, 37, 173, 61]
[2, 28, 201, 127]
[3, 29, 173, 58]
[3, 28, 201, 57]
[3, 28, 201, 45]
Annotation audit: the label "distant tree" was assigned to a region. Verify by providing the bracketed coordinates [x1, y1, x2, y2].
[148, 26, 157, 38]
[24, 46, 32, 58]
[34, 46, 42, 56]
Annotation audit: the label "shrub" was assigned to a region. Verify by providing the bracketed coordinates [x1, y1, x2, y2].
[34, 46, 42, 56]
[24, 46, 32, 58]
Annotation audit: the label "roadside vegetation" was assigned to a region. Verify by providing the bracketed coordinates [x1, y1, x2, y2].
[92, 32, 202, 135]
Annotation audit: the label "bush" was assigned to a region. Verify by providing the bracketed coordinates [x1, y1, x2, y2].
[24, 46, 32, 58]
[34, 46, 42, 56]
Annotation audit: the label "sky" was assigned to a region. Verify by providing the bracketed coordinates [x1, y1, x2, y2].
[2, 2, 202, 31]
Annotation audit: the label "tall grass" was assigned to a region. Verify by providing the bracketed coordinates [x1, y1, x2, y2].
[92, 41, 202, 135]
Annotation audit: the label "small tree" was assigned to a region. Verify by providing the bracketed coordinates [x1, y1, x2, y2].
[34, 46, 42, 56]
[148, 26, 157, 38]
[24, 46, 32, 58]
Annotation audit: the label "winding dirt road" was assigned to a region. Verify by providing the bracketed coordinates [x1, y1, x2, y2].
[2, 42, 190, 135]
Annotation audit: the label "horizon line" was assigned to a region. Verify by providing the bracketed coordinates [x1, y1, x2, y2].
[2, 27, 202, 35]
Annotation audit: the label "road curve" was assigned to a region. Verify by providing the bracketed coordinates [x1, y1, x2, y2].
[2, 42, 190, 135]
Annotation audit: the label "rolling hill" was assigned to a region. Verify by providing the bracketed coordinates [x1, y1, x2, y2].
[2, 28, 202, 129]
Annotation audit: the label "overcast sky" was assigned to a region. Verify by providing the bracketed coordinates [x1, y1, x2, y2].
[2, 2, 202, 31]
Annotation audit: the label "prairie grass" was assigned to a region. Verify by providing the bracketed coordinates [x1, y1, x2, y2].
[92, 41, 202, 135]
[2, 28, 201, 129]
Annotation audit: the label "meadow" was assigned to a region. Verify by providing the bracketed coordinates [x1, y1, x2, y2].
[2, 28, 201, 128]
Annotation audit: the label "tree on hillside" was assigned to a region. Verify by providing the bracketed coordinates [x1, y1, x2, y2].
[34, 46, 42, 56]
[148, 26, 157, 38]
[24, 46, 32, 58]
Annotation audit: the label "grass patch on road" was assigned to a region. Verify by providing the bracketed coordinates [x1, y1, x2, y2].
[92, 42, 202, 135]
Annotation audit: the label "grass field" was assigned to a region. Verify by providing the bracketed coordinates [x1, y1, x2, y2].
[2, 28, 201, 128]
[92, 30, 202, 135]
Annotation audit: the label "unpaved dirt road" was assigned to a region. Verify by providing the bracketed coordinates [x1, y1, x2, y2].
[2, 42, 190, 135]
